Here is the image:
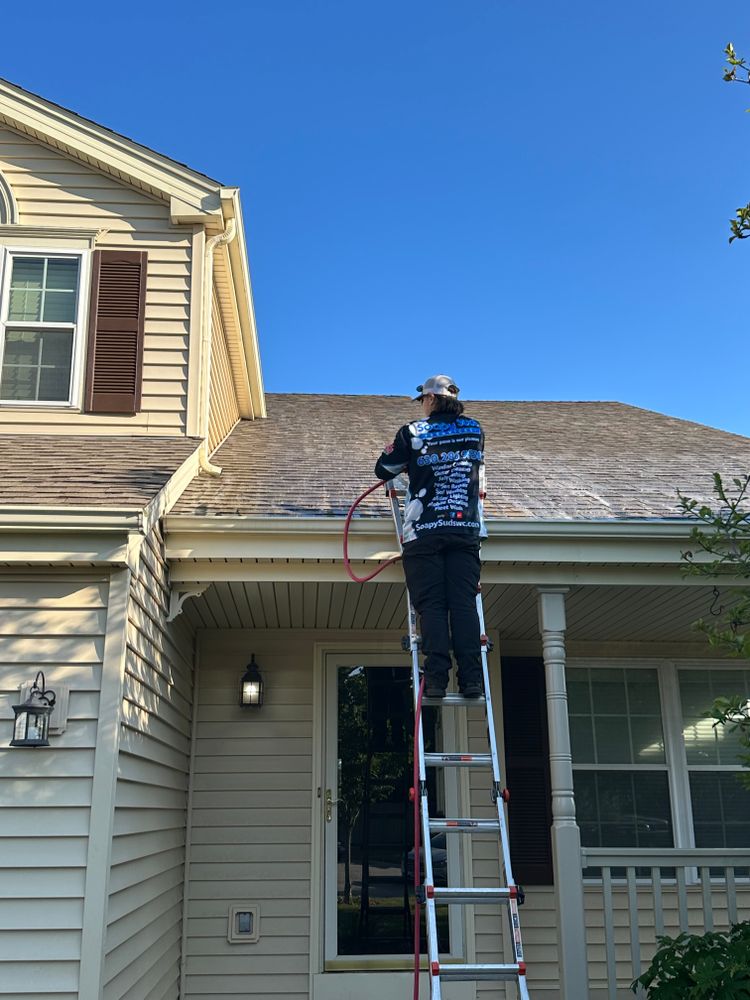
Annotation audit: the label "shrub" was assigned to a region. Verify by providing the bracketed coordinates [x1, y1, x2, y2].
[631, 922, 750, 998]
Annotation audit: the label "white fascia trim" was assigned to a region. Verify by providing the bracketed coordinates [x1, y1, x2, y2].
[0, 79, 221, 213]
[163, 515, 708, 568]
[212, 238, 252, 419]
[220, 190, 266, 418]
[167, 561, 728, 587]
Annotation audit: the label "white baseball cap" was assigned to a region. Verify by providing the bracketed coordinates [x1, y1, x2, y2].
[414, 374, 460, 401]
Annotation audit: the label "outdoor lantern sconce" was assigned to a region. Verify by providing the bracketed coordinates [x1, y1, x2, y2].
[239, 655, 264, 708]
[10, 671, 56, 747]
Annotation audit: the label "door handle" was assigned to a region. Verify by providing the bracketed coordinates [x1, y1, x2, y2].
[325, 788, 339, 823]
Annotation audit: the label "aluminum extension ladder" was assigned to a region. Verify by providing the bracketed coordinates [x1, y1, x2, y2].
[386, 479, 531, 1000]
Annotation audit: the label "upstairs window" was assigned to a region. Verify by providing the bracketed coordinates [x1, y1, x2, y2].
[0, 247, 147, 413]
[0, 251, 86, 405]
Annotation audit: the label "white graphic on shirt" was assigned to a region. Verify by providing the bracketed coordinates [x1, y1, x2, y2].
[402, 488, 427, 543]
[428, 459, 472, 514]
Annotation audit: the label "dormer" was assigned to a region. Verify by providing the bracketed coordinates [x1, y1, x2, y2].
[0, 78, 264, 449]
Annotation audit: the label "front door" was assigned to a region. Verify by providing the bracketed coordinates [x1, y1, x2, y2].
[318, 652, 470, 997]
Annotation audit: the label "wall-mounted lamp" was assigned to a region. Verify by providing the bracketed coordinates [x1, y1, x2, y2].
[10, 671, 56, 747]
[239, 655, 264, 708]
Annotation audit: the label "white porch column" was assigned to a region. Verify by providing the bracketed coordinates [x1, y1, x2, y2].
[537, 587, 589, 999]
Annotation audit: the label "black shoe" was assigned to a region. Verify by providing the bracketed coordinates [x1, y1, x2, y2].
[459, 682, 483, 699]
[424, 681, 447, 699]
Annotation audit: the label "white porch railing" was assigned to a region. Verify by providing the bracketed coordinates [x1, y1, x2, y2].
[579, 848, 750, 999]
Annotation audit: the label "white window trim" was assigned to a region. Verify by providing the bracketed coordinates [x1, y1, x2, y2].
[0, 245, 91, 409]
[567, 657, 749, 853]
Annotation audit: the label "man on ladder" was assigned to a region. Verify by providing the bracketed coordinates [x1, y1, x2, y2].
[374, 375, 531, 998]
[375, 374, 487, 699]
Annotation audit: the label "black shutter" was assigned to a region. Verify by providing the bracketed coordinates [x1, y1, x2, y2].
[84, 249, 147, 414]
[501, 657, 554, 885]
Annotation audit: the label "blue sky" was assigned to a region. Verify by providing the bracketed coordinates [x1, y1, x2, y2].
[3, 1, 749, 434]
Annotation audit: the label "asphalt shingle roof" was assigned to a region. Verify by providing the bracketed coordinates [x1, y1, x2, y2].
[0, 435, 199, 508]
[174, 395, 750, 521]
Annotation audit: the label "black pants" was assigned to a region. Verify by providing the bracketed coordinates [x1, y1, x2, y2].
[402, 534, 482, 688]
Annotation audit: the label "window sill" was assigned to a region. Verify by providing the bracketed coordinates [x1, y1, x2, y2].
[0, 403, 80, 411]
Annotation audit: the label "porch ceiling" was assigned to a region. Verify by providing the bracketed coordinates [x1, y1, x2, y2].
[182, 579, 718, 643]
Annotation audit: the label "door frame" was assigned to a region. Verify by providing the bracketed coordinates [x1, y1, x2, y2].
[310, 641, 473, 996]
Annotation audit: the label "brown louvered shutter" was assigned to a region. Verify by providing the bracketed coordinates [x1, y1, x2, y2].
[84, 250, 147, 413]
[501, 657, 554, 885]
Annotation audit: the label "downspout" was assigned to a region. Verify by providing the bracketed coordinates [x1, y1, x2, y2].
[198, 218, 236, 476]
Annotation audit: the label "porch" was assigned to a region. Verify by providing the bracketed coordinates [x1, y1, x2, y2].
[164, 520, 750, 999]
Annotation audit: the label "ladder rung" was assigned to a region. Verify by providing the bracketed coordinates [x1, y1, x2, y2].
[429, 818, 501, 833]
[423, 752, 492, 768]
[436, 962, 526, 982]
[422, 693, 486, 706]
[429, 887, 515, 905]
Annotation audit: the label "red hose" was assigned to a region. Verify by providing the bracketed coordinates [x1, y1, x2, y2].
[413, 676, 425, 1000]
[343, 481, 402, 583]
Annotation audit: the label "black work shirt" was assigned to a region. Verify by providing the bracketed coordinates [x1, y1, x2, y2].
[375, 413, 486, 544]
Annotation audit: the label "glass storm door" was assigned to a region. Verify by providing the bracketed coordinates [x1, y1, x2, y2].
[323, 654, 465, 967]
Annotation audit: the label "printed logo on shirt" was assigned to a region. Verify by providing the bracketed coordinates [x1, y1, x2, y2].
[416, 449, 483, 466]
[412, 417, 482, 441]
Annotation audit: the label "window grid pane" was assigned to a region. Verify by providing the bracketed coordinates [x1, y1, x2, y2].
[569, 666, 665, 766]
[6, 256, 79, 325]
[680, 669, 750, 766]
[574, 771, 674, 850]
[678, 669, 750, 855]
[0, 329, 74, 402]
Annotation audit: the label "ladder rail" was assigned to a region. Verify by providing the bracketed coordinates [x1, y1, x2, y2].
[405, 554, 442, 1000]
[385, 478, 531, 1000]
[477, 595, 528, 973]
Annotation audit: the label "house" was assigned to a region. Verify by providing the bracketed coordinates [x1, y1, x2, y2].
[0, 76, 749, 1000]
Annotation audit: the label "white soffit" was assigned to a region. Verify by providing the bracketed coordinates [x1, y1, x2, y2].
[181, 579, 718, 643]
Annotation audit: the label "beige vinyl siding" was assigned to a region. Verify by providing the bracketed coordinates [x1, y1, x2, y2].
[0, 574, 108, 999]
[102, 524, 195, 1000]
[185, 631, 313, 1000]
[0, 126, 191, 435]
[184, 631, 506, 1000]
[207, 290, 240, 455]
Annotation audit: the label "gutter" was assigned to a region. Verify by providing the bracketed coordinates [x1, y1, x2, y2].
[0, 507, 142, 532]
[163, 514, 699, 540]
[198, 215, 237, 476]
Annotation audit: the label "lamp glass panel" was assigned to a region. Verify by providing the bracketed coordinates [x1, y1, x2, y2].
[242, 680, 261, 704]
[26, 710, 48, 742]
[13, 711, 29, 741]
